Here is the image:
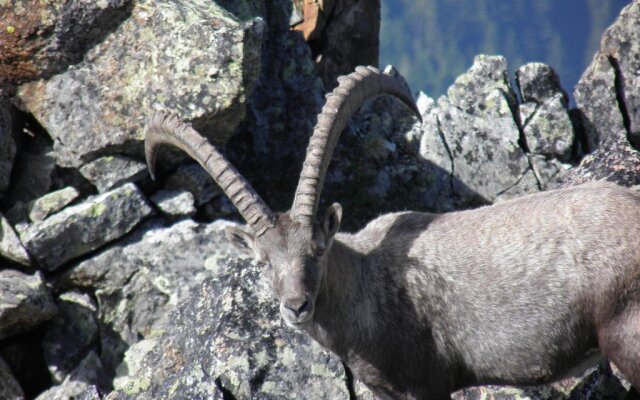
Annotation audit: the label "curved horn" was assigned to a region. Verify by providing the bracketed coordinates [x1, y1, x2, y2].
[145, 111, 276, 236]
[291, 66, 421, 226]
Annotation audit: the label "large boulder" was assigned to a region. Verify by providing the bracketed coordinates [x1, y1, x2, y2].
[15, 0, 265, 168]
[0, 0, 131, 87]
[107, 258, 351, 399]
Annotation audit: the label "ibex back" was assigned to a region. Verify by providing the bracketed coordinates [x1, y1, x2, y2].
[145, 66, 640, 399]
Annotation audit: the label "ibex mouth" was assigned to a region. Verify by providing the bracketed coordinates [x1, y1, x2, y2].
[280, 297, 314, 328]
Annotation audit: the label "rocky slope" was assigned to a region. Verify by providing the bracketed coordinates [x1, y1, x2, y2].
[0, 0, 638, 399]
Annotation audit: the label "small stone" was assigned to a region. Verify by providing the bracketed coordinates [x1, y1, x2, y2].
[516, 62, 568, 105]
[19, 183, 153, 271]
[150, 189, 196, 218]
[79, 156, 148, 193]
[28, 186, 80, 222]
[0, 212, 31, 266]
[165, 163, 222, 206]
[0, 270, 57, 340]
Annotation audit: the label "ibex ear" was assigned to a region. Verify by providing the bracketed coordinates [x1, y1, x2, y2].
[322, 202, 342, 241]
[225, 225, 256, 253]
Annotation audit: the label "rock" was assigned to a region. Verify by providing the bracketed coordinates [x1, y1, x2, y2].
[452, 363, 628, 400]
[43, 291, 99, 383]
[164, 163, 221, 206]
[107, 258, 350, 399]
[79, 156, 148, 193]
[0, 355, 25, 400]
[35, 351, 110, 400]
[520, 93, 575, 160]
[419, 55, 528, 204]
[56, 219, 244, 373]
[19, 183, 153, 271]
[149, 190, 196, 218]
[16, 0, 265, 167]
[0, 270, 56, 340]
[0, 0, 131, 87]
[515, 62, 568, 105]
[0, 97, 16, 193]
[574, 1, 640, 151]
[562, 130, 640, 187]
[28, 186, 80, 222]
[0, 213, 31, 266]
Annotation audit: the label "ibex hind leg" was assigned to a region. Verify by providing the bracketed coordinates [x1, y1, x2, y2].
[598, 298, 640, 394]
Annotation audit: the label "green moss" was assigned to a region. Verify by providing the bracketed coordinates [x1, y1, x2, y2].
[88, 202, 107, 218]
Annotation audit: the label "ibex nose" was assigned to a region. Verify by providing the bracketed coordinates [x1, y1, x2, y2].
[283, 298, 309, 317]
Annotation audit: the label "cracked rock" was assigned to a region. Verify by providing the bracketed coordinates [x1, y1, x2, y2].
[79, 156, 148, 193]
[421, 56, 528, 203]
[16, 0, 265, 167]
[0, 212, 31, 266]
[28, 186, 80, 222]
[19, 183, 153, 271]
[520, 94, 575, 160]
[0, 270, 57, 340]
[574, 1, 640, 151]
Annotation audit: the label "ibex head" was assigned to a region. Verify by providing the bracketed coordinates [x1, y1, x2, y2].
[145, 66, 420, 327]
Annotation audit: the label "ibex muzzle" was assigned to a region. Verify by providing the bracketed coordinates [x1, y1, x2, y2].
[145, 66, 640, 399]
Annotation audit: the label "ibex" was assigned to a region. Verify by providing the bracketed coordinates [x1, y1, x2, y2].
[145, 66, 640, 400]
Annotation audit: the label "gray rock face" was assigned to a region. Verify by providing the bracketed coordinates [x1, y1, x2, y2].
[43, 292, 99, 383]
[16, 0, 265, 167]
[19, 183, 153, 271]
[0, 213, 31, 266]
[0, 270, 56, 340]
[57, 219, 243, 373]
[107, 258, 350, 400]
[0, 355, 25, 400]
[8, 149, 56, 205]
[149, 190, 196, 218]
[28, 186, 80, 222]
[0, 0, 131, 87]
[0, 97, 16, 194]
[79, 156, 148, 193]
[420, 55, 528, 203]
[574, 1, 640, 151]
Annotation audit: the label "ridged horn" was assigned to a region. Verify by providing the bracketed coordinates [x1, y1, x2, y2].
[291, 66, 421, 226]
[145, 111, 276, 236]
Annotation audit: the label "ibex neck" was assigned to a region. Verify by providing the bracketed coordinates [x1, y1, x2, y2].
[307, 236, 373, 358]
